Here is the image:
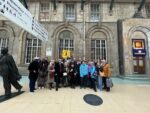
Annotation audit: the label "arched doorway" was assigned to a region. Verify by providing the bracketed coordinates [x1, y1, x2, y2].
[128, 26, 150, 74]
[58, 30, 74, 59]
[131, 31, 147, 74]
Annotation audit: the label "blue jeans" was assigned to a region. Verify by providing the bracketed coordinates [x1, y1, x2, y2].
[97, 76, 102, 91]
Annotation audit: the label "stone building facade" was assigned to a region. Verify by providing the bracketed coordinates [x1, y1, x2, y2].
[0, 0, 150, 76]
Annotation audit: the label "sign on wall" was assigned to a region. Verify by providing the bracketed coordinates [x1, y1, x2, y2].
[0, 0, 48, 41]
[132, 39, 146, 57]
[46, 47, 52, 56]
[62, 50, 71, 59]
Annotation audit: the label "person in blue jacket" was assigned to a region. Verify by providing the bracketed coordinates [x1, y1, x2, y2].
[80, 60, 88, 88]
[89, 62, 97, 92]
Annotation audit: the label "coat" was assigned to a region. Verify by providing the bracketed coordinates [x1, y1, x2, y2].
[80, 64, 88, 77]
[0, 54, 21, 81]
[103, 63, 111, 77]
[28, 60, 40, 80]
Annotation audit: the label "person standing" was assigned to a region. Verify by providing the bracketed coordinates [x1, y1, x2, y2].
[28, 57, 40, 92]
[101, 59, 111, 92]
[54, 61, 60, 91]
[0, 48, 22, 97]
[80, 60, 88, 89]
[69, 62, 76, 88]
[89, 62, 97, 92]
[37, 58, 49, 88]
[47, 61, 55, 90]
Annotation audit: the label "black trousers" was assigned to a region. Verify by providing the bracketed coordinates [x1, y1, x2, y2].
[70, 76, 75, 87]
[80, 75, 88, 88]
[90, 78, 97, 92]
[29, 78, 36, 92]
[55, 75, 59, 91]
[102, 77, 110, 91]
[3, 74, 22, 95]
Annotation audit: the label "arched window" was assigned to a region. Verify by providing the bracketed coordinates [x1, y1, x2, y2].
[59, 30, 74, 58]
[0, 30, 9, 55]
[91, 32, 107, 61]
[25, 34, 42, 64]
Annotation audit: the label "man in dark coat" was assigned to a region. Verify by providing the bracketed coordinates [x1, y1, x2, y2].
[28, 57, 40, 92]
[54, 61, 60, 91]
[0, 48, 22, 97]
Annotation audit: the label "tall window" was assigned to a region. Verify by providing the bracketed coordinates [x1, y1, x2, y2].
[25, 34, 42, 64]
[39, 2, 49, 21]
[59, 30, 74, 58]
[90, 4, 100, 21]
[145, 5, 150, 18]
[91, 40, 107, 61]
[0, 30, 9, 55]
[65, 4, 75, 21]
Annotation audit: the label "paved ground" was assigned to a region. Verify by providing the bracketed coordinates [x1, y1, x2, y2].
[0, 76, 150, 113]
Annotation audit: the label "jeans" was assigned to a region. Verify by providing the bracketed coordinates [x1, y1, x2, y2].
[97, 76, 102, 91]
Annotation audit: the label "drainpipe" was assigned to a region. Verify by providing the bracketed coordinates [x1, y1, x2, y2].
[138, 0, 146, 12]
[83, 4, 86, 60]
[133, 0, 146, 18]
[19, 0, 28, 9]
[53, 0, 57, 11]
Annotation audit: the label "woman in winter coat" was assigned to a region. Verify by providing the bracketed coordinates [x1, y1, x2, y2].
[47, 61, 55, 90]
[101, 59, 111, 92]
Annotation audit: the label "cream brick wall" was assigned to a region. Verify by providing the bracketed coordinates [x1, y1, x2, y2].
[0, 2, 148, 22]
[28, 2, 39, 20]
[50, 3, 64, 22]
[102, 3, 136, 22]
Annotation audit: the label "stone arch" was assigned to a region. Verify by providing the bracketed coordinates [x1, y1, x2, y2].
[86, 25, 114, 40]
[86, 25, 115, 62]
[52, 23, 81, 39]
[52, 24, 81, 59]
[127, 25, 150, 74]
[127, 26, 150, 58]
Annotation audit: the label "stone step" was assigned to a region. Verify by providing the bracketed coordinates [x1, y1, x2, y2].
[117, 75, 150, 81]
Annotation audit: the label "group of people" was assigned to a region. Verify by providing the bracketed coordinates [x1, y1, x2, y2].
[28, 57, 112, 92]
[0, 47, 112, 98]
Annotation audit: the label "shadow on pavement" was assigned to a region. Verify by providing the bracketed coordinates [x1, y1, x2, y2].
[0, 91, 25, 103]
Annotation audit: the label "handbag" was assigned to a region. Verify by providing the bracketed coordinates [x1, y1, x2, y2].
[63, 72, 67, 76]
[106, 77, 113, 88]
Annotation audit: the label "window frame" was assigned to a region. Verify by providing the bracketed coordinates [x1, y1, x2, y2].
[39, 2, 50, 21]
[64, 3, 76, 22]
[0, 30, 9, 56]
[91, 39, 107, 61]
[58, 30, 74, 59]
[145, 4, 150, 18]
[24, 38, 42, 64]
[90, 3, 100, 22]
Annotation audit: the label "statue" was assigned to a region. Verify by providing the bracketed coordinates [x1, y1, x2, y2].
[0, 48, 22, 98]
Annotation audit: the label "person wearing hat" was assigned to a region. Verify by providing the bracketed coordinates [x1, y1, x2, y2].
[0, 48, 22, 97]
[28, 57, 40, 92]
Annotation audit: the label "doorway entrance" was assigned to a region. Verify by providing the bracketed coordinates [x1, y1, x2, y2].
[133, 57, 145, 74]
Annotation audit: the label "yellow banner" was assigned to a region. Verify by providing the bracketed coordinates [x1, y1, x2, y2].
[62, 50, 71, 59]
